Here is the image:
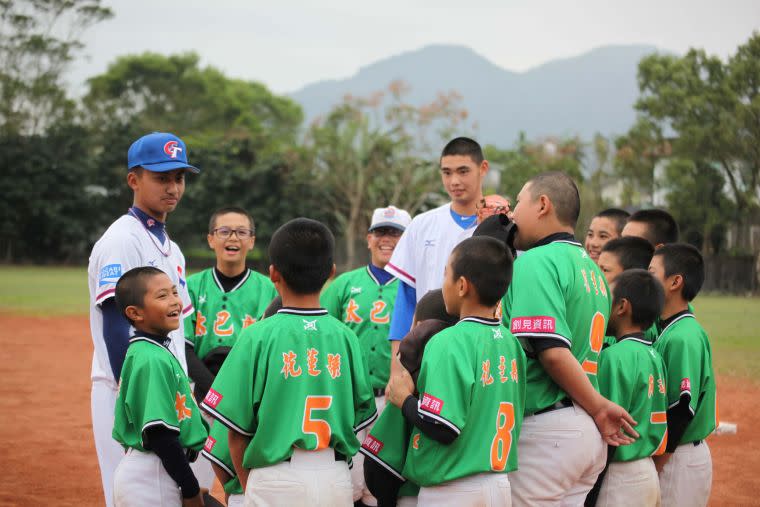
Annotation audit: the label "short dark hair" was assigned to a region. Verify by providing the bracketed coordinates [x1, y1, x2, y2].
[450, 236, 513, 306]
[612, 269, 664, 329]
[414, 289, 458, 325]
[208, 206, 255, 234]
[115, 266, 166, 324]
[268, 218, 334, 294]
[602, 236, 654, 271]
[627, 209, 679, 246]
[527, 171, 581, 227]
[262, 295, 282, 319]
[653, 243, 705, 301]
[594, 208, 630, 235]
[440, 137, 484, 165]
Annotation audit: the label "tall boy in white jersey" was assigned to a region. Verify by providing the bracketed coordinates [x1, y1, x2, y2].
[87, 132, 200, 507]
[385, 137, 491, 368]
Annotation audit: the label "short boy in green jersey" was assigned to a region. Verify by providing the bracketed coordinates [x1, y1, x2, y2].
[184, 207, 277, 401]
[597, 236, 655, 349]
[649, 244, 716, 507]
[200, 218, 377, 507]
[621, 209, 679, 249]
[111, 267, 208, 507]
[362, 289, 458, 507]
[321, 205, 411, 505]
[593, 270, 668, 507]
[386, 236, 526, 507]
[502, 172, 638, 507]
[584, 208, 630, 264]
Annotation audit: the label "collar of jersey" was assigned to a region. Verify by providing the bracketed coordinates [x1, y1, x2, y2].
[130, 331, 173, 349]
[531, 232, 579, 249]
[618, 331, 651, 345]
[277, 307, 328, 316]
[460, 316, 500, 326]
[659, 309, 694, 335]
[366, 264, 396, 286]
[213, 267, 251, 293]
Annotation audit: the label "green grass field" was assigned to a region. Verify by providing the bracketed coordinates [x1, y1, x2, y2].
[1, 265, 758, 379]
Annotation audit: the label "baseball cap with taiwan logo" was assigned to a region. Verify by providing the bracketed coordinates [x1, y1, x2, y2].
[127, 132, 200, 173]
[369, 205, 412, 232]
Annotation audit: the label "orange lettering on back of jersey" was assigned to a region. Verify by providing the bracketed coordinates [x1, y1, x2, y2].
[648, 375, 655, 398]
[214, 310, 234, 336]
[327, 353, 341, 379]
[510, 359, 519, 382]
[345, 299, 362, 323]
[307, 348, 321, 376]
[481, 359, 494, 386]
[281, 351, 302, 379]
[370, 301, 390, 324]
[194, 311, 207, 337]
[498, 356, 508, 383]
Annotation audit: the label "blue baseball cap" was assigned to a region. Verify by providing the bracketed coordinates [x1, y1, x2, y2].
[127, 132, 200, 173]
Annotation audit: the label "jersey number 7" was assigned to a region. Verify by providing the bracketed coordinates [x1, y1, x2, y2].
[490, 402, 516, 471]
[303, 395, 333, 450]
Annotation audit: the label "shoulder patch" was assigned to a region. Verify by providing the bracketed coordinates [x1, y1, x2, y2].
[99, 264, 122, 286]
[203, 388, 223, 409]
[361, 434, 384, 455]
[420, 393, 444, 415]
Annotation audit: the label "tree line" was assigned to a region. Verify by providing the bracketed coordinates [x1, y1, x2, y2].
[1, 1, 758, 268]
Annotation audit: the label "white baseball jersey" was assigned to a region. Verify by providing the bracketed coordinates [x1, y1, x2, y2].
[385, 203, 475, 301]
[88, 214, 192, 385]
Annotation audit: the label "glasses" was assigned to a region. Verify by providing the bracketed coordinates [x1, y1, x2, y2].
[371, 227, 403, 238]
[212, 227, 254, 239]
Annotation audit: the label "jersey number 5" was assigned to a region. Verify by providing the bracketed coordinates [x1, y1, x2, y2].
[303, 396, 332, 450]
[582, 312, 605, 375]
[490, 402, 515, 471]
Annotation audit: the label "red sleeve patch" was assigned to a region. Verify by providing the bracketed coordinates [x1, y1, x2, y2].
[680, 378, 691, 392]
[203, 436, 216, 453]
[420, 393, 444, 415]
[511, 316, 556, 333]
[361, 435, 384, 455]
[203, 388, 223, 409]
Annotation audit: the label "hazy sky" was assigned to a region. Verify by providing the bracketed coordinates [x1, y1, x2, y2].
[69, 0, 760, 94]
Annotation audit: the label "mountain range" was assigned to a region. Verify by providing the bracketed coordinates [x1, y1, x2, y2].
[289, 44, 666, 147]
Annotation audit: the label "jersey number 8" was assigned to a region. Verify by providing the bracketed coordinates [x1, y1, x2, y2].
[302, 396, 333, 450]
[490, 402, 516, 471]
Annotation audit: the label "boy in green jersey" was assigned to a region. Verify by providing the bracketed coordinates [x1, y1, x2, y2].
[621, 209, 679, 249]
[649, 244, 716, 507]
[201, 218, 377, 507]
[387, 236, 526, 507]
[321, 205, 411, 505]
[112, 267, 209, 507]
[502, 172, 638, 506]
[595, 270, 669, 507]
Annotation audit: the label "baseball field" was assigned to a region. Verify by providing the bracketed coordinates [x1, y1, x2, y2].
[0, 265, 758, 506]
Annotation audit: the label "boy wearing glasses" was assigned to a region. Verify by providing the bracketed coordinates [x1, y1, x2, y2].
[321, 205, 411, 506]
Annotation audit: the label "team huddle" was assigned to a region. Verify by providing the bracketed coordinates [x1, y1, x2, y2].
[88, 133, 717, 507]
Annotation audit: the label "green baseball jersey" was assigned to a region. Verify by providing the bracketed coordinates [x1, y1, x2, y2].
[201, 308, 377, 469]
[360, 404, 420, 497]
[645, 303, 695, 343]
[113, 333, 208, 452]
[201, 420, 243, 495]
[321, 266, 397, 389]
[184, 268, 277, 360]
[654, 312, 717, 444]
[502, 238, 610, 414]
[598, 334, 669, 461]
[402, 318, 527, 487]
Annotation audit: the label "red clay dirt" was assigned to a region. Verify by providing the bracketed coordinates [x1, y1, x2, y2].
[0, 313, 755, 506]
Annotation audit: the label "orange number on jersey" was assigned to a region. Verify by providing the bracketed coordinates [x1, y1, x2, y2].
[490, 402, 516, 471]
[303, 396, 332, 450]
[345, 299, 363, 324]
[370, 301, 390, 324]
[582, 311, 605, 375]
[213, 310, 234, 336]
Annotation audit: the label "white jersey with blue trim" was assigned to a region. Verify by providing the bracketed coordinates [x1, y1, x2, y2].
[385, 203, 475, 302]
[88, 214, 192, 384]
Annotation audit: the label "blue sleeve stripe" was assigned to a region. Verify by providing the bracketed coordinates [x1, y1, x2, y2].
[388, 281, 416, 341]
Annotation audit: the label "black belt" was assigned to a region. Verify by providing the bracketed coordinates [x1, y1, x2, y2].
[284, 450, 347, 462]
[373, 388, 385, 397]
[532, 398, 573, 416]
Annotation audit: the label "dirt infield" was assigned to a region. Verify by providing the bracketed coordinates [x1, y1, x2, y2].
[0, 313, 756, 506]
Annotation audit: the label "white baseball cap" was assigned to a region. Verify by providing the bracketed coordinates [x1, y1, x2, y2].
[369, 206, 412, 232]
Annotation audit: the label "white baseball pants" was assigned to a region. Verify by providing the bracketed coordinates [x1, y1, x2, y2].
[113, 448, 182, 507]
[418, 473, 511, 507]
[92, 379, 124, 507]
[598, 457, 661, 507]
[659, 441, 712, 507]
[352, 394, 386, 505]
[243, 448, 353, 507]
[509, 403, 606, 507]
